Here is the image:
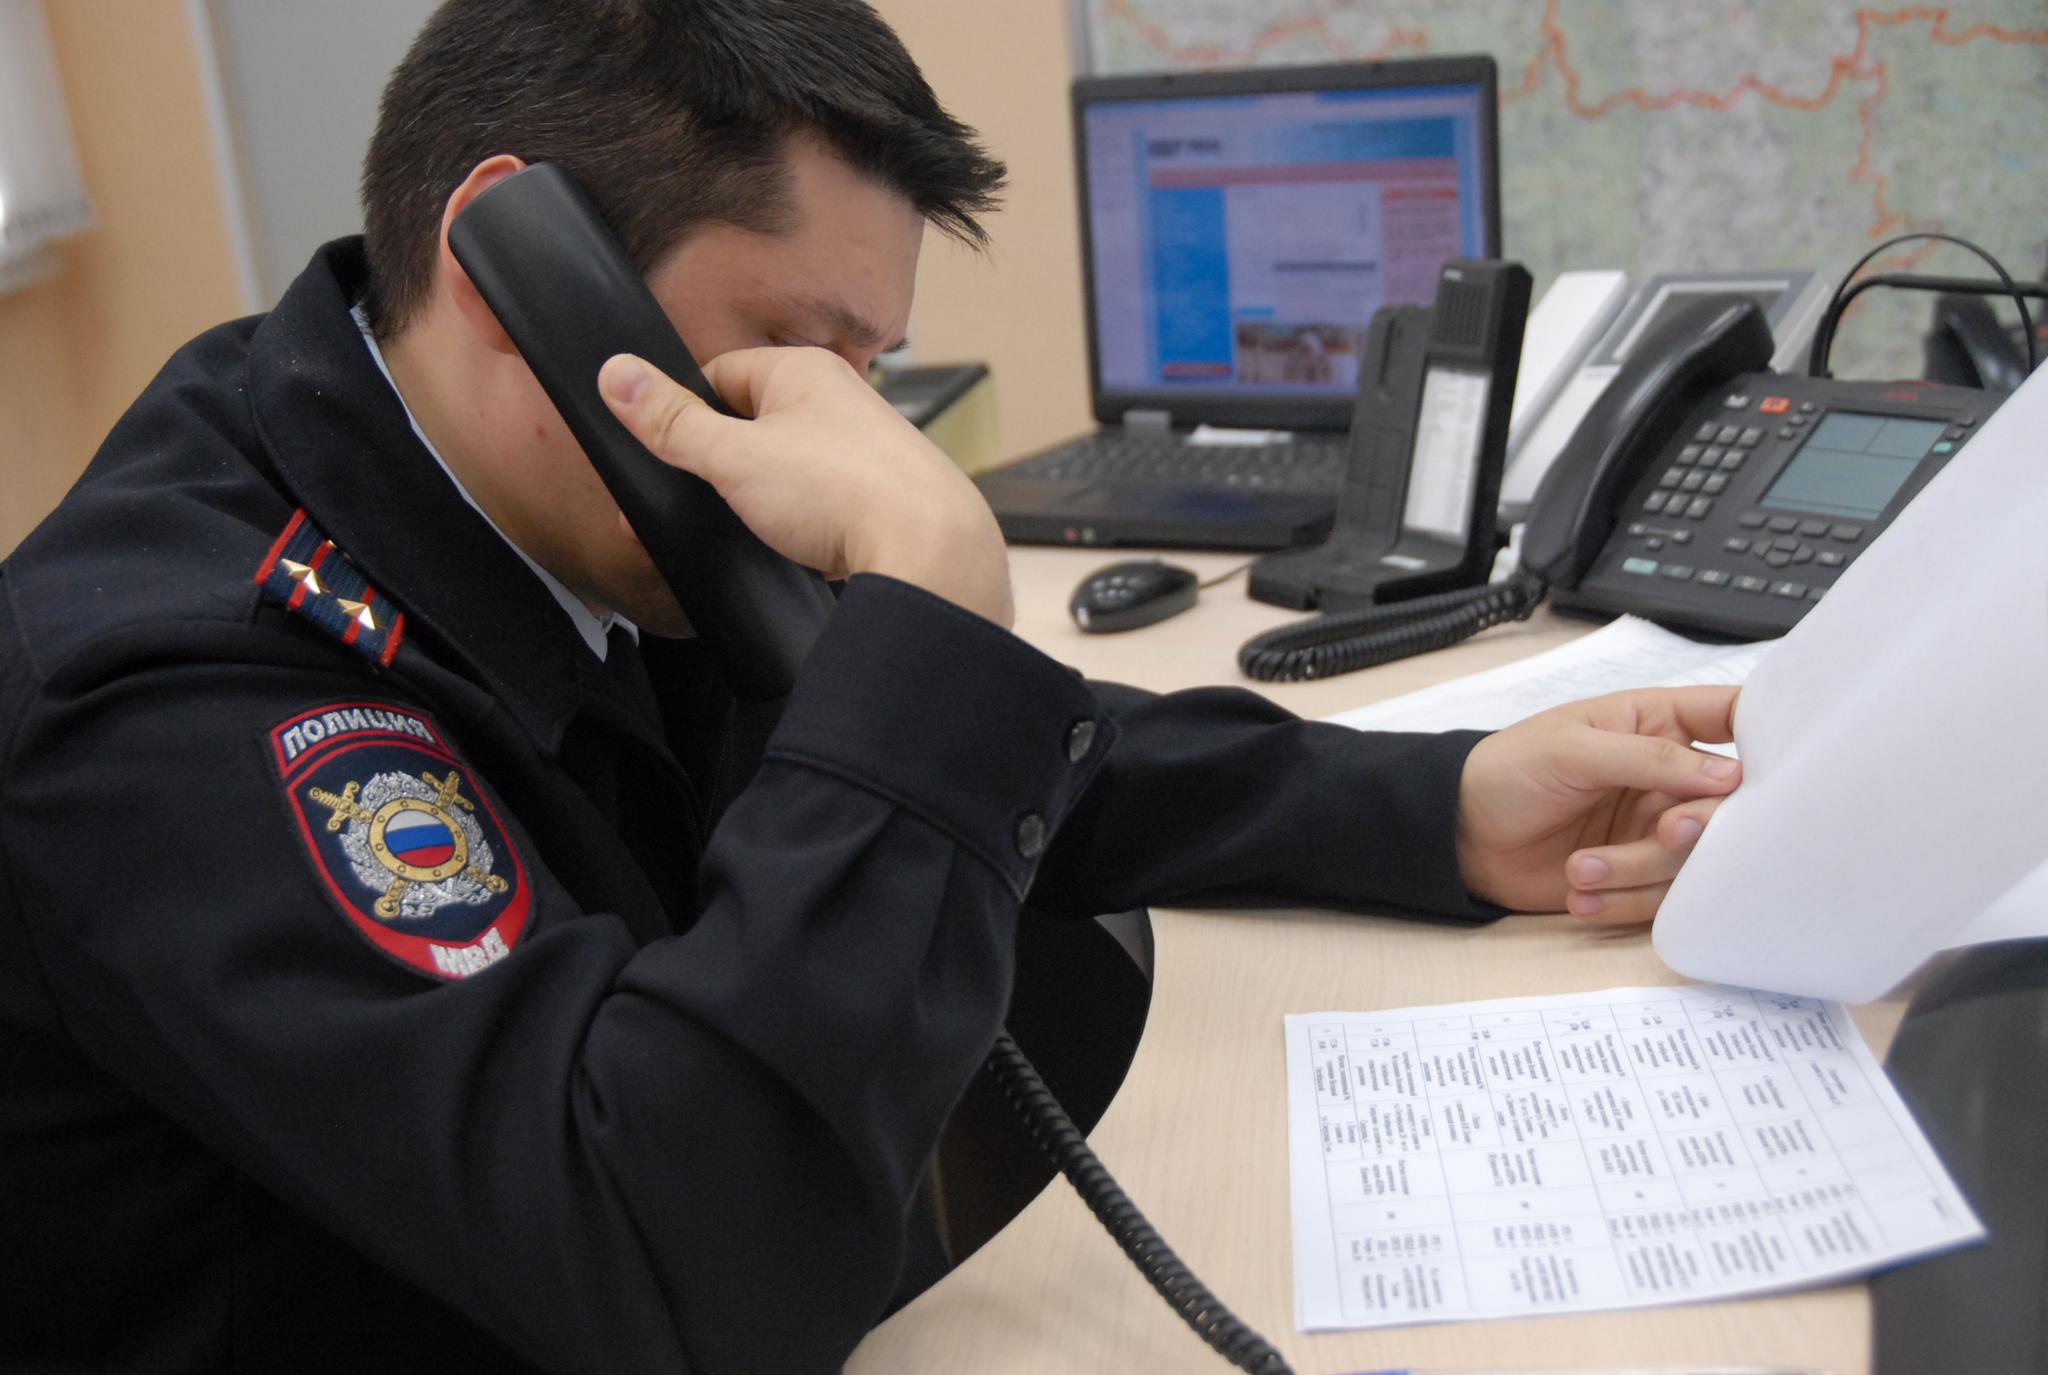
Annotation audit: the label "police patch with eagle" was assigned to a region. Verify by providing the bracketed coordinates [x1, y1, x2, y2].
[271, 702, 533, 980]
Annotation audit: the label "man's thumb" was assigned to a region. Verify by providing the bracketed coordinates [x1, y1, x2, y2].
[599, 353, 720, 470]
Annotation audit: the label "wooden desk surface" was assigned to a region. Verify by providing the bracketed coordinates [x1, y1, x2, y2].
[850, 545, 1894, 1375]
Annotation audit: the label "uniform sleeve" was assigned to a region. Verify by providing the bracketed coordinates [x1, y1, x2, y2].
[1026, 678, 1500, 923]
[0, 575, 1112, 1375]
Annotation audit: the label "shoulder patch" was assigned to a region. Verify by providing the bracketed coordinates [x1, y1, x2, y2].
[254, 508, 406, 667]
[270, 702, 533, 981]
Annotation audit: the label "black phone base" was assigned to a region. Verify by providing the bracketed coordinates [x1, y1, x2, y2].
[1247, 531, 1506, 613]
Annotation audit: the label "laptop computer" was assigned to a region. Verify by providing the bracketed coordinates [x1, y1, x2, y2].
[976, 56, 1501, 550]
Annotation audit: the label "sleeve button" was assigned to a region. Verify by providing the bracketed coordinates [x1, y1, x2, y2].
[1015, 813, 1047, 859]
[1065, 719, 1098, 762]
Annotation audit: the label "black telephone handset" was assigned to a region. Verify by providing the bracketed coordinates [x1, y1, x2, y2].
[447, 163, 835, 702]
[1922, 291, 2032, 393]
[450, 165, 1293, 1373]
[1518, 294, 1774, 590]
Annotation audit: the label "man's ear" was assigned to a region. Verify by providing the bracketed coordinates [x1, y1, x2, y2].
[436, 154, 529, 354]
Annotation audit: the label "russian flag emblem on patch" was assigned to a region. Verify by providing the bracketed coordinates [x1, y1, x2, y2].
[269, 702, 533, 981]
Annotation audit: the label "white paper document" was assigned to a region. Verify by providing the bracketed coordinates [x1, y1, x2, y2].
[1285, 985, 1982, 1332]
[1654, 368, 2048, 1002]
[1325, 615, 1767, 738]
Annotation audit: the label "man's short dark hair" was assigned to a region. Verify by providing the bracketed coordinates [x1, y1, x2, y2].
[359, 0, 1007, 336]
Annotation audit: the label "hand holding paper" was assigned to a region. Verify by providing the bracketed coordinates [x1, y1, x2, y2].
[1653, 367, 2048, 1001]
[1456, 686, 1742, 923]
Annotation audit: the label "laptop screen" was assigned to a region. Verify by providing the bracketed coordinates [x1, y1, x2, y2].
[1076, 61, 1497, 425]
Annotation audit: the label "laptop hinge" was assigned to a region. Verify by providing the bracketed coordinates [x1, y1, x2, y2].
[1121, 408, 1173, 434]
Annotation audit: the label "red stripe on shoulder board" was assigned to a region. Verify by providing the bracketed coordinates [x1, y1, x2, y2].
[377, 610, 407, 667]
[253, 507, 310, 585]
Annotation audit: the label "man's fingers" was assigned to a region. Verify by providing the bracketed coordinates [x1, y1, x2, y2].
[1568, 796, 1725, 889]
[1565, 795, 1727, 925]
[1629, 683, 1741, 747]
[1566, 880, 1668, 927]
[1656, 794, 1725, 849]
[697, 348, 778, 419]
[1568, 835, 1679, 894]
[699, 345, 862, 420]
[599, 353, 738, 479]
[1557, 725, 1742, 804]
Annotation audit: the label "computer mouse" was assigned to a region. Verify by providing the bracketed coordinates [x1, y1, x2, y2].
[1069, 559, 1200, 633]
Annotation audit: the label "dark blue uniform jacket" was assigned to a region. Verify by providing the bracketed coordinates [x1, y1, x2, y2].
[0, 240, 1489, 1373]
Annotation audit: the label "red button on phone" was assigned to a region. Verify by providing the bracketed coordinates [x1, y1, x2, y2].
[1759, 396, 1791, 414]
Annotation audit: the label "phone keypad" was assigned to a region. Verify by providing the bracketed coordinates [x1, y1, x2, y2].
[1625, 482, 1844, 598]
[1678, 446, 1748, 472]
[1594, 385, 1984, 637]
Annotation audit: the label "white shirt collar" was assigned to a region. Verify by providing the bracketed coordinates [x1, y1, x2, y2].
[351, 305, 637, 661]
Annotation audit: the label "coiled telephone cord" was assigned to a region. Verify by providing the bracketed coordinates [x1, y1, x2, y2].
[984, 1032, 1295, 1375]
[1237, 572, 1549, 682]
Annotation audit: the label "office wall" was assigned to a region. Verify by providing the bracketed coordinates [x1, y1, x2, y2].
[0, 1, 241, 556]
[871, 1, 1097, 461]
[201, 0, 436, 307]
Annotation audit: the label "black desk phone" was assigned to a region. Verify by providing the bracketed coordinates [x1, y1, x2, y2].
[449, 165, 1291, 1372]
[1247, 259, 1530, 613]
[1542, 306, 1994, 639]
[1242, 290, 2004, 679]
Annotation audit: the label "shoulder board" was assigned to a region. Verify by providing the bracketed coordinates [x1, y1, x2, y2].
[254, 508, 407, 667]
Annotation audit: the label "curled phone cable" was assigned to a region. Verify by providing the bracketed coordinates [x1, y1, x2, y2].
[1236, 571, 1548, 682]
[984, 1031, 1295, 1374]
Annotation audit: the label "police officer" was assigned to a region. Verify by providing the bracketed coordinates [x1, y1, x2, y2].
[0, 2, 1739, 1371]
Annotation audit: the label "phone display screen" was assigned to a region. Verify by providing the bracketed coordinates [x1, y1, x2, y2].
[1760, 412, 1946, 520]
[1402, 364, 1489, 540]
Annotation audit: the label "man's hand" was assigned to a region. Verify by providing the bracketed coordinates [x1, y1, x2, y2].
[1455, 686, 1741, 924]
[598, 347, 1014, 626]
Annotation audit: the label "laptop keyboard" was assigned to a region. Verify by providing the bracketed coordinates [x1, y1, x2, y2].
[1005, 434, 1351, 495]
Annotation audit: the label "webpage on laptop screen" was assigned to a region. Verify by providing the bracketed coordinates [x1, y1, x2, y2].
[1085, 86, 1488, 400]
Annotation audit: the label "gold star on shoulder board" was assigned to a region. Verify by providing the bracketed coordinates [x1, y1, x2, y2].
[335, 598, 379, 632]
[279, 558, 328, 597]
